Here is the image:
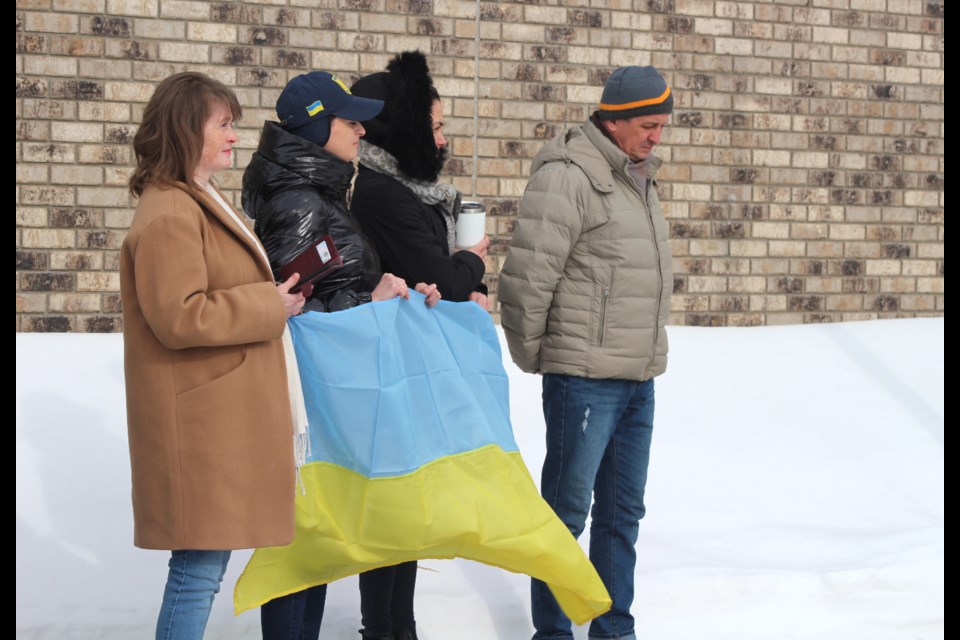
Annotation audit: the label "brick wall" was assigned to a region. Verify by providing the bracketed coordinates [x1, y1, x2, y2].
[16, 0, 945, 331]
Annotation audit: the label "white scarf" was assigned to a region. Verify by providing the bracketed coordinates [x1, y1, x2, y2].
[282, 326, 310, 494]
[203, 182, 310, 492]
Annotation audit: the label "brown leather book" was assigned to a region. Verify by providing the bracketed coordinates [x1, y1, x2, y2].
[278, 234, 344, 298]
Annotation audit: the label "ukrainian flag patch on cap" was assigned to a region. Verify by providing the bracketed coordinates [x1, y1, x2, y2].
[306, 100, 325, 116]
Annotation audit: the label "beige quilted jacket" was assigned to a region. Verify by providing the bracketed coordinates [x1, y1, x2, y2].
[499, 118, 672, 381]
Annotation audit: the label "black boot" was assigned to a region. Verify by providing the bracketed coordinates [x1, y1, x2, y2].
[394, 631, 418, 640]
[358, 630, 393, 640]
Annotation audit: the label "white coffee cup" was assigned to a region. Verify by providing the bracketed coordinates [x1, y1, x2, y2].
[455, 201, 486, 248]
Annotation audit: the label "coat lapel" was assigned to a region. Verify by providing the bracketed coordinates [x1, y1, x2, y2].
[177, 181, 274, 280]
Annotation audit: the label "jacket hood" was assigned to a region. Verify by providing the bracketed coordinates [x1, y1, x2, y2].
[350, 50, 443, 183]
[242, 121, 356, 220]
[532, 118, 662, 194]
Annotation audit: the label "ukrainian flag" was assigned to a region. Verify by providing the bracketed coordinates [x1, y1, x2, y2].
[235, 293, 611, 624]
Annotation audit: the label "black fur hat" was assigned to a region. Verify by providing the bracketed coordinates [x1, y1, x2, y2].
[351, 50, 443, 183]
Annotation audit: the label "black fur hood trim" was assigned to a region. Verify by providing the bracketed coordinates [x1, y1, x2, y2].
[351, 50, 443, 183]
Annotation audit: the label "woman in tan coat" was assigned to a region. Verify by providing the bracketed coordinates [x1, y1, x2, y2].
[120, 72, 305, 639]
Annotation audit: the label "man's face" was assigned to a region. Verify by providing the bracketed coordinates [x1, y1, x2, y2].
[603, 113, 670, 162]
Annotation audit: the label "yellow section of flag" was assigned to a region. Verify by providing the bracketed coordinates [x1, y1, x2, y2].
[236, 444, 611, 625]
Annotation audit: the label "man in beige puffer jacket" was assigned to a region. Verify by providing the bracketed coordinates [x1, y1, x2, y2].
[499, 66, 673, 640]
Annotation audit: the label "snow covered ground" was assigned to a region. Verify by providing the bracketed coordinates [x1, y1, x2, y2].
[16, 317, 943, 639]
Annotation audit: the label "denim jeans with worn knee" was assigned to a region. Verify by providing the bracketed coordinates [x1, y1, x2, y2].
[531, 374, 655, 640]
[156, 549, 231, 640]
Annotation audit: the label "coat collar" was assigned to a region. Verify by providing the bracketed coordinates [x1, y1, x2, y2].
[253, 121, 355, 199]
[579, 118, 662, 193]
[532, 118, 662, 195]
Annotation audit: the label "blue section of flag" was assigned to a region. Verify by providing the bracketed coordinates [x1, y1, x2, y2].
[288, 293, 517, 478]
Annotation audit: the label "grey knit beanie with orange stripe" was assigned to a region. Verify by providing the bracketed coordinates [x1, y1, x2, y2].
[597, 65, 673, 121]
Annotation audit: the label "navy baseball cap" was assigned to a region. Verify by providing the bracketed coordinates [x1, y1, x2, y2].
[276, 71, 383, 141]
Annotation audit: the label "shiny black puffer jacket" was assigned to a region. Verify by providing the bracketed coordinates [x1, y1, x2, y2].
[242, 122, 380, 312]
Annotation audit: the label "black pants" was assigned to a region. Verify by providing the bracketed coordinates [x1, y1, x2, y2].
[358, 561, 417, 637]
[260, 584, 327, 640]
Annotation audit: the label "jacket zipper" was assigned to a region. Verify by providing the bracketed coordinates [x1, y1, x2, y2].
[599, 285, 609, 345]
[647, 193, 664, 379]
[630, 174, 663, 379]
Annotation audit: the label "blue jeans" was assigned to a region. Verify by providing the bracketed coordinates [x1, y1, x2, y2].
[531, 374, 655, 640]
[156, 549, 231, 640]
[260, 584, 328, 640]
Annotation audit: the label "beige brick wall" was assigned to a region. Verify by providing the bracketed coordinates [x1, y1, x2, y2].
[16, 0, 944, 331]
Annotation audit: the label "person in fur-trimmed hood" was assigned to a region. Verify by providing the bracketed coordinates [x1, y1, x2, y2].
[350, 50, 489, 311]
[347, 50, 489, 640]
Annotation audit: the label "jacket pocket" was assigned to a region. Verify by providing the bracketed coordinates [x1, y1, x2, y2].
[172, 345, 247, 396]
[598, 284, 610, 346]
[594, 268, 615, 347]
[174, 347, 252, 450]
[582, 208, 610, 232]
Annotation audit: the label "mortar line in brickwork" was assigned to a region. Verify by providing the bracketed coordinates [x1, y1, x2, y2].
[471, 0, 480, 199]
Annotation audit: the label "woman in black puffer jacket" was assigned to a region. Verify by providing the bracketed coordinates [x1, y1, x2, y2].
[242, 70, 440, 640]
[243, 119, 381, 311]
[243, 72, 396, 313]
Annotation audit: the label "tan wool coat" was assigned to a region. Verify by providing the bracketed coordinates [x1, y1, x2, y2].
[120, 181, 296, 550]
